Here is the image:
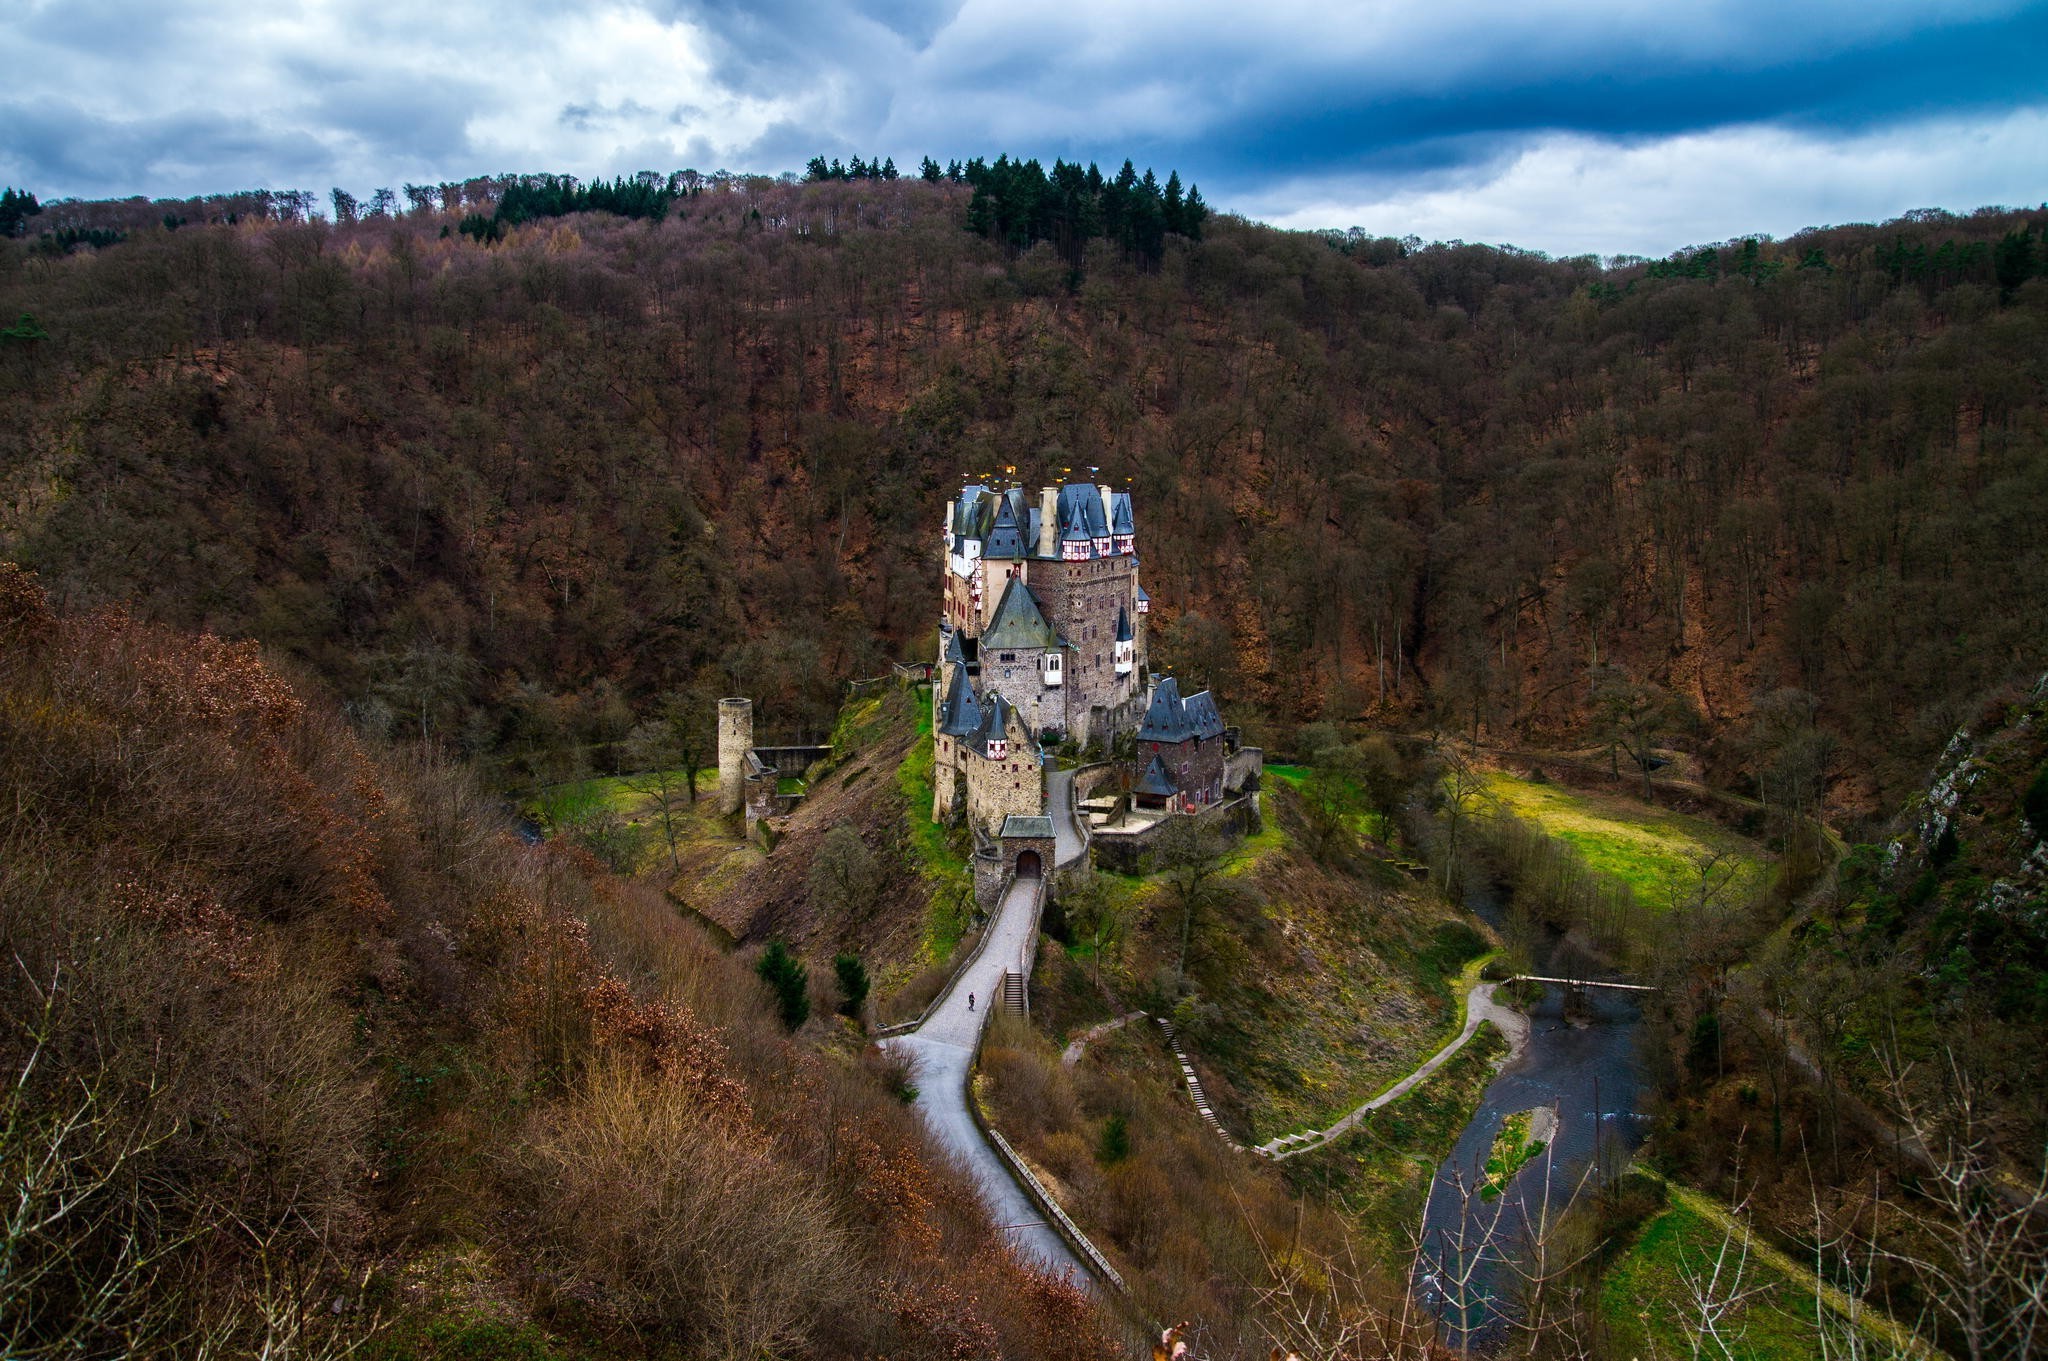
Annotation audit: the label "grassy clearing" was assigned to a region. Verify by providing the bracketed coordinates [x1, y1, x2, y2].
[1601, 1181, 1931, 1361]
[525, 767, 713, 827]
[1482, 772, 1769, 912]
[1264, 764, 1395, 842]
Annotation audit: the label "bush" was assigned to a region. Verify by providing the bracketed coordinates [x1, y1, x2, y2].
[755, 939, 810, 1030]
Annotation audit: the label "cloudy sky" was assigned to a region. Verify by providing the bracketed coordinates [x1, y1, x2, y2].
[3, 0, 2043, 257]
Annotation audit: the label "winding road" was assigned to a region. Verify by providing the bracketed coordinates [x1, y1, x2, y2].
[881, 767, 1093, 1280]
[1046, 767, 1087, 867]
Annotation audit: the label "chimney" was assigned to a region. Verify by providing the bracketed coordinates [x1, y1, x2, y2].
[1038, 486, 1058, 558]
[1098, 484, 1114, 538]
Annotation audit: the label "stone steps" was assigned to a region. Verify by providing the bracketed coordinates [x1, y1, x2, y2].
[1156, 1018, 1243, 1152]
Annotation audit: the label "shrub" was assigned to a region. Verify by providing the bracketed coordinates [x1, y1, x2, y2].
[755, 939, 810, 1030]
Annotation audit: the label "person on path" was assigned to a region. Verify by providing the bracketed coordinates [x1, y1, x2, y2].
[968, 992, 975, 1012]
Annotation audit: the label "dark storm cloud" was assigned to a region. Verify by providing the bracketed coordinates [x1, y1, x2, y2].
[0, 0, 2040, 253]
[1171, 4, 2048, 192]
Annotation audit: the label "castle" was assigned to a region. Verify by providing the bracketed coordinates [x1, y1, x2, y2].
[931, 479, 1247, 854]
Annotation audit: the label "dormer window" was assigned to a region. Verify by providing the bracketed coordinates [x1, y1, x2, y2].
[987, 737, 1007, 761]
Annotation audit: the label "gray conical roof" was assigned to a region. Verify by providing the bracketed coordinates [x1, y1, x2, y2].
[1135, 754, 1178, 797]
[982, 577, 1058, 650]
[938, 666, 982, 737]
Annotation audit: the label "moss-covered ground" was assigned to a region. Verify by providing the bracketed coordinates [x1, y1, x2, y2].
[1482, 772, 1769, 912]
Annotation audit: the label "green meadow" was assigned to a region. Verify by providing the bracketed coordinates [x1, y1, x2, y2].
[1483, 772, 1768, 912]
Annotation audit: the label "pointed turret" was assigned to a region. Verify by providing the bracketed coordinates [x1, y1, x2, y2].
[938, 665, 982, 738]
[984, 495, 1026, 559]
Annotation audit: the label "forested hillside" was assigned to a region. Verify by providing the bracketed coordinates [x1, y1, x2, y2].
[0, 562, 1115, 1359]
[2, 174, 2044, 815]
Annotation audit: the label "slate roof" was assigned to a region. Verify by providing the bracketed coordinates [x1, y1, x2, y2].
[952, 481, 1132, 561]
[1057, 483, 1110, 544]
[984, 496, 1027, 559]
[1115, 604, 1133, 642]
[943, 627, 966, 665]
[953, 485, 991, 538]
[1137, 676, 1226, 744]
[1135, 755, 1178, 797]
[938, 666, 982, 737]
[966, 690, 1016, 749]
[1001, 814, 1055, 839]
[981, 577, 1059, 650]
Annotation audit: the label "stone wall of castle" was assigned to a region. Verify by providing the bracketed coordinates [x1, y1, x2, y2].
[978, 649, 1056, 738]
[966, 748, 1044, 842]
[1000, 556, 1139, 746]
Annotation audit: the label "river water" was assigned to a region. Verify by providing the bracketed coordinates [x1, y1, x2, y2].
[1416, 884, 1650, 1351]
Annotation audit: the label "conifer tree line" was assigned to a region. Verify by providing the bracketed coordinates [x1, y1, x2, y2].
[811, 150, 1208, 262]
[0, 187, 41, 237]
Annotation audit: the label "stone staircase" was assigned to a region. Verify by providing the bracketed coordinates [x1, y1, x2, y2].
[999, 968, 1027, 1016]
[1156, 1018, 1243, 1152]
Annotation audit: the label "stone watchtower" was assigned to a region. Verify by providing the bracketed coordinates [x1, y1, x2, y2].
[718, 697, 753, 815]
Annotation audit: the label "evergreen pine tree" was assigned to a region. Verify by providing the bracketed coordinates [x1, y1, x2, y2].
[755, 939, 810, 1030]
[834, 953, 870, 1018]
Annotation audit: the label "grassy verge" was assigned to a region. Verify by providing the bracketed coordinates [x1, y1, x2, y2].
[1481, 771, 1768, 912]
[895, 692, 974, 963]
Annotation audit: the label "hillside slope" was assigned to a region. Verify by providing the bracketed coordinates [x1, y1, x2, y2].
[0, 564, 1115, 1360]
[2, 186, 2043, 811]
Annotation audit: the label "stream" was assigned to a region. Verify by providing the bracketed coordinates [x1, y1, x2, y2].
[1416, 882, 1650, 1351]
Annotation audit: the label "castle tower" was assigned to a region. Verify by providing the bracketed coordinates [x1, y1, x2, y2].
[718, 697, 753, 815]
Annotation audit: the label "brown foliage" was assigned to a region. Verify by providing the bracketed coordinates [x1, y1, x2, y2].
[0, 569, 1123, 1358]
